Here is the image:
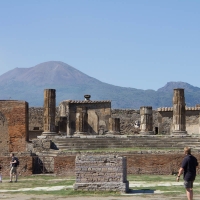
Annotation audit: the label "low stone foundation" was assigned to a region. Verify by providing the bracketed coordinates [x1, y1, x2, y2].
[73, 155, 129, 193]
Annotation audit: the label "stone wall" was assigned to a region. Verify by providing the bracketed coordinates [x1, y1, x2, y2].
[111, 109, 159, 134]
[0, 100, 29, 153]
[158, 110, 200, 134]
[29, 107, 44, 131]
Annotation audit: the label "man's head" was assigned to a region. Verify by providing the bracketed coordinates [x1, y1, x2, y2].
[184, 147, 191, 155]
[10, 153, 14, 157]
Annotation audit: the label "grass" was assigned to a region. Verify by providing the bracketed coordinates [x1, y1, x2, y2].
[128, 174, 200, 196]
[1, 174, 200, 198]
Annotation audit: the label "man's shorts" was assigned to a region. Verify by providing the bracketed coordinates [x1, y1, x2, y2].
[184, 180, 194, 188]
[10, 167, 17, 174]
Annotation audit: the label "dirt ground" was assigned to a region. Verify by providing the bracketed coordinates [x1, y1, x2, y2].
[1, 193, 200, 200]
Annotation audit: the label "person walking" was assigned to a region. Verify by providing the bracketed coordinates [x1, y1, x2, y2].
[177, 147, 198, 200]
[9, 153, 18, 183]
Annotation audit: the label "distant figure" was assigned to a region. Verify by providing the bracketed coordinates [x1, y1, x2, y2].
[134, 120, 140, 128]
[9, 153, 18, 183]
[177, 147, 198, 200]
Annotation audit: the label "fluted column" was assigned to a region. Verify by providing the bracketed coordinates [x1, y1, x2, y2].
[108, 118, 120, 135]
[139, 106, 154, 135]
[42, 89, 57, 136]
[172, 88, 187, 135]
[74, 107, 88, 135]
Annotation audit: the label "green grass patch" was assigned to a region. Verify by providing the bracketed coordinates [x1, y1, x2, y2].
[1, 174, 200, 197]
[17, 189, 120, 197]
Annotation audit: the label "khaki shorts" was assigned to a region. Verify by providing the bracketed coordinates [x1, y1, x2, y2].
[10, 167, 17, 174]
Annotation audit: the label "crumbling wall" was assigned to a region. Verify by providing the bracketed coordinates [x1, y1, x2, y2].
[0, 100, 29, 153]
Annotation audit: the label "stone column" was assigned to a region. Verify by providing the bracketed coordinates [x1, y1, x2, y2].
[108, 118, 120, 135]
[172, 88, 187, 135]
[42, 89, 57, 136]
[75, 107, 88, 135]
[139, 106, 154, 135]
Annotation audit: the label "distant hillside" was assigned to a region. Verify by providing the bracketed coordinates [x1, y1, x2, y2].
[0, 61, 200, 109]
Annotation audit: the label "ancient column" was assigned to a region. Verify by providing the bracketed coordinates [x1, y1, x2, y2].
[172, 88, 187, 135]
[108, 118, 120, 135]
[74, 106, 88, 135]
[42, 89, 57, 136]
[139, 106, 154, 135]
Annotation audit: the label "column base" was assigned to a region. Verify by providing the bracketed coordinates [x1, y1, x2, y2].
[42, 132, 57, 136]
[74, 132, 88, 136]
[139, 131, 155, 135]
[106, 131, 121, 135]
[171, 131, 188, 135]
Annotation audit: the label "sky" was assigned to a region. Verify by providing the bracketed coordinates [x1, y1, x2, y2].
[0, 0, 200, 90]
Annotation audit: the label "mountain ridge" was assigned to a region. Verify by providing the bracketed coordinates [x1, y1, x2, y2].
[0, 61, 200, 108]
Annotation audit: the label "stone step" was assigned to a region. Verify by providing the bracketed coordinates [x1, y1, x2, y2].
[52, 135, 200, 151]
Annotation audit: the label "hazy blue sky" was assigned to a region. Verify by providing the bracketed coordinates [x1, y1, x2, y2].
[0, 0, 199, 90]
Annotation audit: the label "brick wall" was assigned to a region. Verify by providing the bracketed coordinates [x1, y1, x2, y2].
[1, 153, 200, 177]
[0, 156, 33, 177]
[0, 100, 29, 153]
[53, 152, 200, 176]
[54, 155, 76, 176]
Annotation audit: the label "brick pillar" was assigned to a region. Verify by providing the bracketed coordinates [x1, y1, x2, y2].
[75, 107, 88, 135]
[139, 106, 154, 135]
[172, 88, 187, 135]
[42, 89, 57, 136]
[108, 118, 120, 134]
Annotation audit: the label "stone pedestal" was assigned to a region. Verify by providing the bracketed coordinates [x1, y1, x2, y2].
[172, 89, 187, 135]
[42, 89, 57, 136]
[139, 106, 154, 135]
[73, 155, 129, 193]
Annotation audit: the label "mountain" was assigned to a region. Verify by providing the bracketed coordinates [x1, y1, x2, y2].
[0, 61, 200, 109]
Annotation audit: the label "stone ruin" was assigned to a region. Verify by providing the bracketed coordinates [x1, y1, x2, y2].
[24, 87, 200, 141]
[1, 87, 200, 154]
[73, 155, 129, 193]
[41, 89, 120, 136]
[0, 90, 199, 152]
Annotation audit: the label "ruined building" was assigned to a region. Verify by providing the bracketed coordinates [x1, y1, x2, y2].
[1, 88, 200, 177]
[28, 88, 200, 138]
[1, 88, 200, 153]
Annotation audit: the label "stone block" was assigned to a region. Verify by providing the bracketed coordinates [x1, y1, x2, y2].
[73, 154, 129, 193]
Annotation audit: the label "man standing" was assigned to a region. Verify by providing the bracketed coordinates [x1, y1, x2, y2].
[10, 153, 18, 183]
[177, 147, 198, 200]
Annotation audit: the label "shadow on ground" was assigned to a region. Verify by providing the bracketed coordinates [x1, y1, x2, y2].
[127, 188, 155, 194]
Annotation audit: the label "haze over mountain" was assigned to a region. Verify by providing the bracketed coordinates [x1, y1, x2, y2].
[0, 61, 200, 109]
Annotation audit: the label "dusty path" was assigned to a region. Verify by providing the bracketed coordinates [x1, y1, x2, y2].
[0, 194, 198, 200]
[1, 193, 200, 200]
